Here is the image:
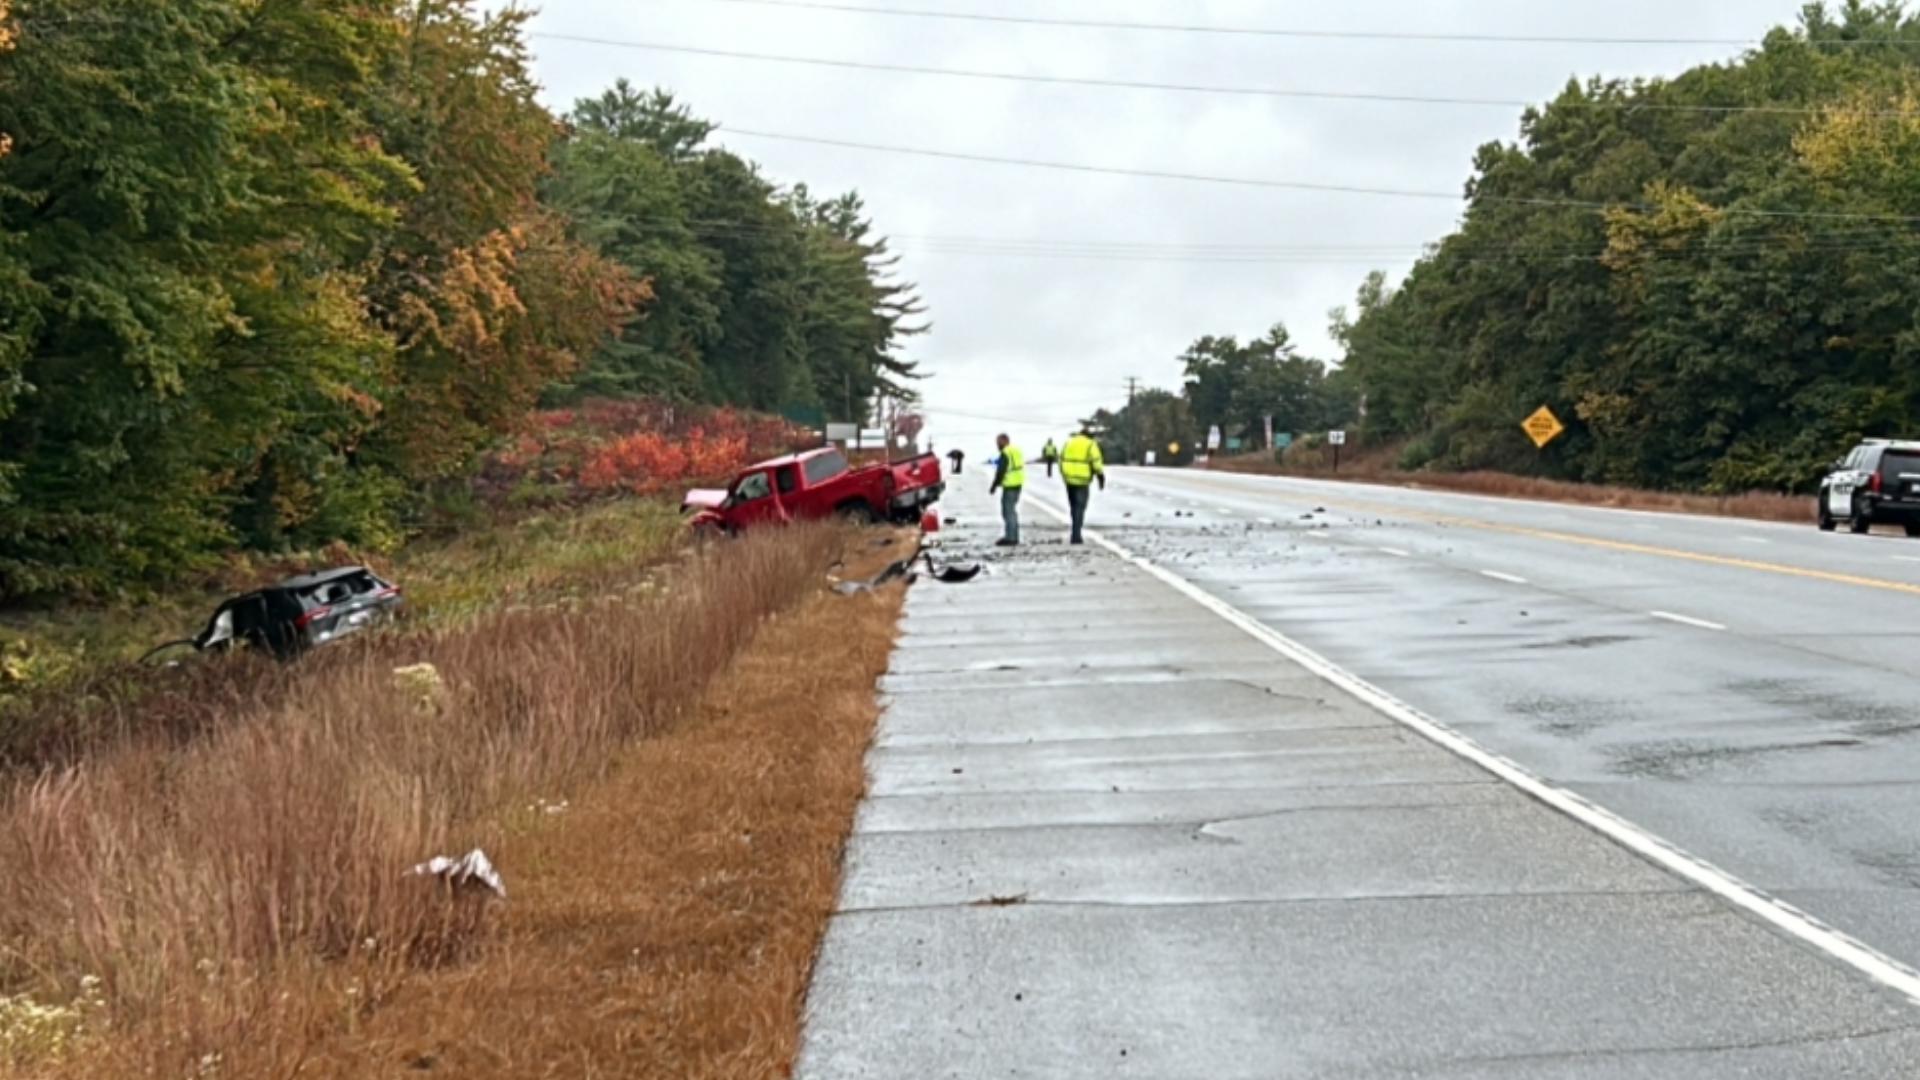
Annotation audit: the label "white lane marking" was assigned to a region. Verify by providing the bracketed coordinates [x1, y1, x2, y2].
[1895, 556, 1920, 564]
[1480, 570, 1528, 585]
[1378, 546, 1412, 558]
[1739, 536, 1770, 545]
[1217, 507, 1234, 514]
[1030, 497, 1920, 1008]
[1257, 518, 1277, 526]
[1649, 610, 1728, 632]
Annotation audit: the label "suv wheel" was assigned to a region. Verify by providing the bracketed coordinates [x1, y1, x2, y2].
[1818, 497, 1837, 532]
[1906, 523, 1920, 539]
[1851, 494, 1873, 534]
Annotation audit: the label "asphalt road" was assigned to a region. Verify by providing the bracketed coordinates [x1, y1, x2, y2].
[1076, 466, 1920, 971]
[797, 474, 1920, 1078]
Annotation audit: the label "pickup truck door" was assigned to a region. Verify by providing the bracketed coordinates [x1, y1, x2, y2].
[727, 469, 790, 528]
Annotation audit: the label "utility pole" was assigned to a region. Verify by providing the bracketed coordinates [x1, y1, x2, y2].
[1124, 376, 1140, 464]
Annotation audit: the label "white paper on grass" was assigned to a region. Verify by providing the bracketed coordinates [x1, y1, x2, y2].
[410, 848, 506, 898]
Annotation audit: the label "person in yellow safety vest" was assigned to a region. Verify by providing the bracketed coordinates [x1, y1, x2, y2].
[1041, 437, 1059, 478]
[989, 433, 1026, 547]
[1059, 427, 1106, 545]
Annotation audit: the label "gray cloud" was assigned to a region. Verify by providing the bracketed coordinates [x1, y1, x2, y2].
[523, 0, 1813, 451]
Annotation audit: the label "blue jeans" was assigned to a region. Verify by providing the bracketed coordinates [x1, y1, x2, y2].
[1066, 484, 1091, 542]
[1000, 486, 1022, 543]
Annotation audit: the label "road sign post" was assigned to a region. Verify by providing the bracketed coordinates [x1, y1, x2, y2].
[1329, 430, 1347, 472]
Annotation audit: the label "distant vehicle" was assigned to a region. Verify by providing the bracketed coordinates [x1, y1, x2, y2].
[682, 447, 945, 535]
[142, 566, 405, 664]
[1819, 439, 1920, 535]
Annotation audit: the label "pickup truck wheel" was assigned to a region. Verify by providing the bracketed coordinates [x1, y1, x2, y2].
[1818, 503, 1837, 532]
[836, 503, 880, 525]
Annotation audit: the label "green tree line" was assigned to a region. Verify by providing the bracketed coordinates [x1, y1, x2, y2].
[0, 1, 922, 600]
[1333, 1, 1920, 492]
[1085, 323, 1352, 463]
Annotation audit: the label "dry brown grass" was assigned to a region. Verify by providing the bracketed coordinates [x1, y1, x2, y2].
[304, 566, 905, 1077]
[0, 523, 885, 1078]
[1214, 454, 1812, 524]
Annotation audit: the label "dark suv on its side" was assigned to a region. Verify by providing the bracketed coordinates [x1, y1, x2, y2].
[1819, 440, 1920, 535]
[191, 566, 403, 660]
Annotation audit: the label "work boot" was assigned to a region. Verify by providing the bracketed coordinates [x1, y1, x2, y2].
[995, 538, 1017, 547]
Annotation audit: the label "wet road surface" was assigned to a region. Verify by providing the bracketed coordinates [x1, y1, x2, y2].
[797, 477, 1920, 1078]
[1073, 468, 1920, 972]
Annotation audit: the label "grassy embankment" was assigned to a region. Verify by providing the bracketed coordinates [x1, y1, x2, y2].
[0, 501, 913, 1078]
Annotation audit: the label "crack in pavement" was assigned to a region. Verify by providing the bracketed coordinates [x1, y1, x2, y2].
[854, 800, 1517, 839]
[830, 886, 1699, 920]
[1432, 1022, 1920, 1070]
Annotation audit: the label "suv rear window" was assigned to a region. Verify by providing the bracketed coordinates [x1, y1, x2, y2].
[299, 572, 384, 608]
[804, 451, 849, 486]
[1880, 451, 1920, 479]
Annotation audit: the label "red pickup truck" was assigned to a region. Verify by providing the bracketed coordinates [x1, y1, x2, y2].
[682, 447, 945, 534]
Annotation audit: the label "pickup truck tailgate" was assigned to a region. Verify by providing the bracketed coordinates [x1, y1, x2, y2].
[887, 454, 945, 508]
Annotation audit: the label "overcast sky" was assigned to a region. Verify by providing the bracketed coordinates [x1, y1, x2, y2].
[520, 0, 1814, 453]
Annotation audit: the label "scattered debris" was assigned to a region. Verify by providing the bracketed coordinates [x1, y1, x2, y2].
[410, 849, 506, 899]
[392, 662, 447, 714]
[922, 551, 983, 583]
[971, 892, 1029, 907]
[831, 554, 920, 596]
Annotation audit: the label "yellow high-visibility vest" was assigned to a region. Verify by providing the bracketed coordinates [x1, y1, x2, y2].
[1000, 445, 1026, 489]
[1061, 434, 1104, 486]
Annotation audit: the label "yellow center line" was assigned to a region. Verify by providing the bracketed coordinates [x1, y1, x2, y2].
[1151, 472, 1920, 599]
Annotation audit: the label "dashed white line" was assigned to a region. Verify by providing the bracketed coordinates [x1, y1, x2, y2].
[1216, 507, 1234, 514]
[1377, 546, 1411, 558]
[1649, 610, 1727, 631]
[1257, 518, 1276, 526]
[1480, 570, 1528, 585]
[1895, 556, 1920, 564]
[1029, 495, 1920, 1008]
[1739, 536, 1770, 545]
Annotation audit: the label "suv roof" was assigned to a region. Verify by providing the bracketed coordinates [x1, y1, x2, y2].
[1859, 439, 1920, 451]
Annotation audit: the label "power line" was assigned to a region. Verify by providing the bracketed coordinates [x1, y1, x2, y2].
[719, 126, 1920, 224]
[531, 32, 1871, 117]
[681, 214, 1918, 257]
[670, 0, 1776, 47]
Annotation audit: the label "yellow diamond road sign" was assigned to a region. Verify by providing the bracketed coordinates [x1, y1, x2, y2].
[1523, 406, 1565, 449]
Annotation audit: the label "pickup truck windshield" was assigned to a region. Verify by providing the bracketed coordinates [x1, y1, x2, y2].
[804, 451, 849, 486]
[734, 472, 773, 502]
